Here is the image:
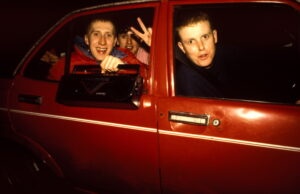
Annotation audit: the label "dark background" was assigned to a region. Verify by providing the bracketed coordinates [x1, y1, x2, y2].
[0, 0, 124, 71]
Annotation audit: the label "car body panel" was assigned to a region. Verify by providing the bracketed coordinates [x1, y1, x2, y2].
[8, 74, 160, 192]
[0, 0, 300, 193]
[157, 97, 300, 193]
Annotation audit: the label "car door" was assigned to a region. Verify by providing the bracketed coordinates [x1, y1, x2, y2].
[158, 1, 300, 193]
[8, 3, 161, 193]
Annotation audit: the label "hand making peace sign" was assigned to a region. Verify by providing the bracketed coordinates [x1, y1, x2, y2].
[130, 17, 152, 47]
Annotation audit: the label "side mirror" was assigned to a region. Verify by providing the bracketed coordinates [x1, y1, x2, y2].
[56, 64, 143, 109]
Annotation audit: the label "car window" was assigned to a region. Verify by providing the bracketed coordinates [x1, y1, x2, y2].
[173, 3, 300, 105]
[23, 22, 70, 80]
[24, 7, 154, 82]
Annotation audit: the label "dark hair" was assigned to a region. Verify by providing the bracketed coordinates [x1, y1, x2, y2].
[117, 25, 142, 42]
[85, 16, 117, 36]
[174, 11, 214, 42]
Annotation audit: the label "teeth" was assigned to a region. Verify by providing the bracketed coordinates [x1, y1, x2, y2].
[96, 47, 107, 52]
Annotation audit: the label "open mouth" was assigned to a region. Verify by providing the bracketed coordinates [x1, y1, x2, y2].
[96, 47, 107, 54]
[199, 54, 208, 60]
[126, 45, 133, 50]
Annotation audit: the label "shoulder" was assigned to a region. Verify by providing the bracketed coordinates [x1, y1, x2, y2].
[136, 47, 149, 65]
[176, 58, 203, 79]
[175, 56, 222, 97]
[113, 47, 144, 65]
[73, 36, 95, 60]
[111, 47, 133, 59]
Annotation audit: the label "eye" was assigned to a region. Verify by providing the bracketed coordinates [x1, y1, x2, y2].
[188, 39, 196, 45]
[202, 33, 210, 40]
[120, 34, 127, 39]
[105, 33, 113, 38]
[91, 31, 99, 37]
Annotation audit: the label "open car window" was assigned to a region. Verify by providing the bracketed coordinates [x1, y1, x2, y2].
[23, 7, 155, 109]
[23, 22, 69, 80]
[24, 7, 154, 81]
[173, 3, 300, 105]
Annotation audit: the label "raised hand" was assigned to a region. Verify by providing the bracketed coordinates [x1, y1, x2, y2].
[130, 17, 152, 47]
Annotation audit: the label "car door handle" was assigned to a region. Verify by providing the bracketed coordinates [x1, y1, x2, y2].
[169, 111, 209, 126]
[18, 94, 42, 105]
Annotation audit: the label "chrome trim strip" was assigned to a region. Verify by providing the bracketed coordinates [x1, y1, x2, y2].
[8, 109, 300, 152]
[159, 130, 300, 153]
[0, 107, 9, 111]
[10, 109, 157, 133]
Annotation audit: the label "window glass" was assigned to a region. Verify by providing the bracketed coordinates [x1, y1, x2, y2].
[173, 3, 300, 104]
[23, 23, 69, 80]
[24, 7, 154, 82]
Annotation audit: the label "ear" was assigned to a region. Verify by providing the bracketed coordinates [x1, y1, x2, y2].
[213, 29, 218, 44]
[84, 35, 89, 45]
[177, 42, 185, 54]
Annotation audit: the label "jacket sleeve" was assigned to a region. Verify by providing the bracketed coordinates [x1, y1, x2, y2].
[47, 57, 66, 81]
[117, 47, 147, 78]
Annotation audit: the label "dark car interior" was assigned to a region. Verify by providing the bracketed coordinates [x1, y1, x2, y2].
[174, 3, 300, 104]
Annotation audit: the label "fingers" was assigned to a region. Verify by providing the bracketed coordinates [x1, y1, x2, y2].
[148, 27, 152, 36]
[137, 17, 147, 33]
[130, 26, 143, 39]
[130, 17, 147, 38]
[41, 51, 59, 63]
[100, 55, 123, 73]
[146, 27, 152, 46]
[130, 17, 152, 46]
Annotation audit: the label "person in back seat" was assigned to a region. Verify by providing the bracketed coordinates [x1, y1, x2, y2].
[118, 17, 152, 65]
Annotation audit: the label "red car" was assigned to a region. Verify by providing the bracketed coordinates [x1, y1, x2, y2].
[1, 0, 300, 193]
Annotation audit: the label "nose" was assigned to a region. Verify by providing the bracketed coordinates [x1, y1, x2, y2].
[127, 35, 132, 45]
[197, 40, 205, 50]
[98, 35, 106, 45]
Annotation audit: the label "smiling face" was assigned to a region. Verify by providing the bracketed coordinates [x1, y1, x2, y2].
[117, 31, 140, 55]
[84, 20, 117, 61]
[177, 21, 217, 68]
